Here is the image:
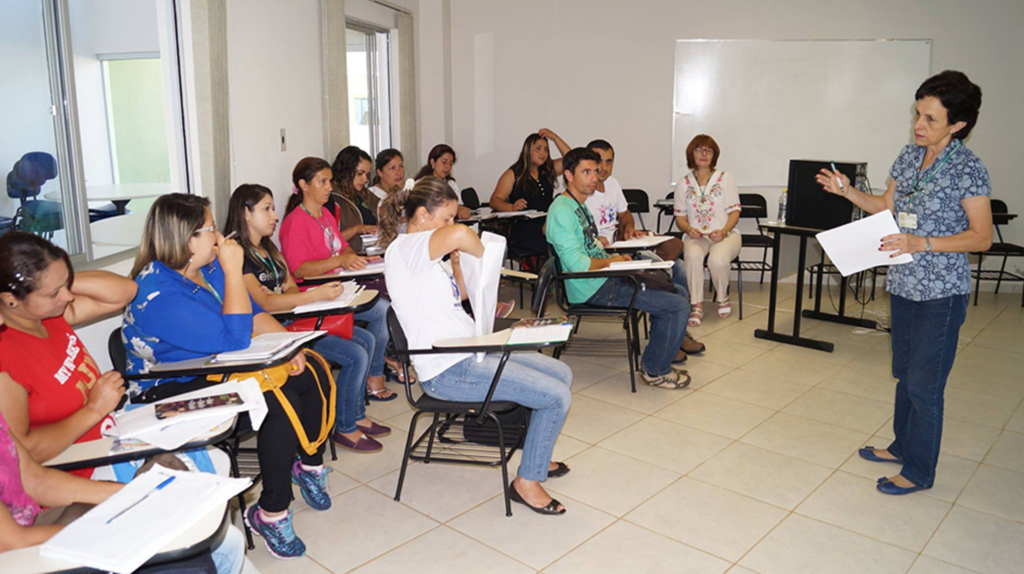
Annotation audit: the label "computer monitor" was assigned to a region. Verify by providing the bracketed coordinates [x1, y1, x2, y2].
[786, 160, 865, 230]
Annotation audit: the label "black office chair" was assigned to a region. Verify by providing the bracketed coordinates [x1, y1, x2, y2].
[387, 308, 528, 517]
[7, 152, 62, 239]
[972, 199, 1024, 306]
[623, 188, 651, 231]
[734, 193, 773, 285]
[656, 192, 676, 234]
[533, 255, 644, 392]
[461, 187, 485, 209]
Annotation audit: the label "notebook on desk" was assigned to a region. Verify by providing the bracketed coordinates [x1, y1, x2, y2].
[607, 259, 673, 271]
[290, 281, 362, 314]
[505, 317, 574, 345]
[608, 235, 672, 249]
[211, 331, 323, 363]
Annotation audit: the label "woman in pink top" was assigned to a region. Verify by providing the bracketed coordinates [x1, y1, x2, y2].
[280, 157, 400, 399]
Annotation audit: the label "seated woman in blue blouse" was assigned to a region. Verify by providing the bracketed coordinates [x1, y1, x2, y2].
[121, 193, 330, 560]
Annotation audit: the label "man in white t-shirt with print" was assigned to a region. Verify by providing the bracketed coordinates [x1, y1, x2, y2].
[583, 139, 643, 246]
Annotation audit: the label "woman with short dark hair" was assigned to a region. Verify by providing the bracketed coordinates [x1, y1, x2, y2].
[816, 70, 992, 495]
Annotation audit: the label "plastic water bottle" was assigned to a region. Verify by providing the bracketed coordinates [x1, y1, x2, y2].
[777, 188, 788, 224]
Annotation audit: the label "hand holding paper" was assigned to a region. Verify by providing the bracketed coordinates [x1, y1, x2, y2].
[814, 211, 914, 276]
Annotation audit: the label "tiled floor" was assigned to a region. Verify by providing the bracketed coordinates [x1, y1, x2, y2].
[241, 282, 1024, 574]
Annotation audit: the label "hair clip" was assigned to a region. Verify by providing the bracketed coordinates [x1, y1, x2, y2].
[403, 178, 415, 192]
[292, 186, 300, 195]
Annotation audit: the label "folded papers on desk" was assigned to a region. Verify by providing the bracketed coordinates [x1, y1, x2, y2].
[506, 318, 574, 345]
[815, 211, 913, 276]
[608, 235, 672, 249]
[41, 467, 251, 574]
[212, 331, 324, 363]
[290, 281, 362, 314]
[112, 379, 266, 450]
[607, 259, 673, 271]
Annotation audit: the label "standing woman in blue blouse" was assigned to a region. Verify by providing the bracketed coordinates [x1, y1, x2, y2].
[122, 193, 332, 559]
[816, 71, 993, 495]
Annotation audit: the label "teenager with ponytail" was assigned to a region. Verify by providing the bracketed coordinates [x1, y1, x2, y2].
[380, 177, 574, 516]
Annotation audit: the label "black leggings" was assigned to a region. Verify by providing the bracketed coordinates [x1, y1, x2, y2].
[258, 360, 331, 512]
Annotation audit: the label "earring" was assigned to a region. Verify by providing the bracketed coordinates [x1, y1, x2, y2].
[7, 302, 13, 307]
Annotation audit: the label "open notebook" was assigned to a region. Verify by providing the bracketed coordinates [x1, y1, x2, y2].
[607, 235, 672, 249]
[607, 259, 673, 271]
[41, 468, 251, 574]
[290, 281, 362, 314]
[505, 317, 574, 345]
[211, 331, 323, 363]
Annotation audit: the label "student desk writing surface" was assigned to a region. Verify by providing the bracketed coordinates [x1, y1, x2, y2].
[271, 289, 380, 325]
[1, 503, 229, 574]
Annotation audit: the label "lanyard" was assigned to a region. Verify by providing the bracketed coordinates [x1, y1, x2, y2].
[300, 204, 341, 256]
[904, 140, 961, 207]
[692, 170, 714, 202]
[253, 248, 282, 291]
[199, 270, 223, 305]
[567, 191, 601, 248]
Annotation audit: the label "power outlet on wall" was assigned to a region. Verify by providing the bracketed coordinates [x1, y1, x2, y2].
[280, 128, 287, 152]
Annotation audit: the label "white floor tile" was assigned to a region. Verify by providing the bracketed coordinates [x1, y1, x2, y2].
[654, 391, 775, 440]
[690, 442, 833, 510]
[546, 521, 729, 574]
[924, 505, 1024, 574]
[741, 347, 842, 385]
[625, 477, 787, 562]
[579, 370, 693, 414]
[984, 430, 1024, 474]
[796, 472, 951, 552]
[367, 463, 504, 522]
[782, 387, 892, 434]
[956, 463, 1024, 523]
[559, 395, 645, 444]
[349, 525, 534, 574]
[906, 556, 978, 574]
[943, 387, 1020, 429]
[839, 446, 979, 504]
[740, 413, 870, 468]
[547, 446, 680, 517]
[740, 514, 916, 574]
[816, 365, 897, 405]
[598, 416, 732, 474]
[701, 368, 815, 410]
[448, 492, 615, 570]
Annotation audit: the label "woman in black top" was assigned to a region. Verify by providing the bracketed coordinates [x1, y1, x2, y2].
[489, 130, 570, 261]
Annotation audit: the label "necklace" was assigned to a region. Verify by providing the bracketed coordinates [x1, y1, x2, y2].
[300, 204, 341, 256]
[199, 269, 223, 305]
[252, 247, 282, 292]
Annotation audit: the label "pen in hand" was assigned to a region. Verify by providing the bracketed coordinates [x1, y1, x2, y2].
[106, 476, 176, 524]
[829, 162, 845, 193]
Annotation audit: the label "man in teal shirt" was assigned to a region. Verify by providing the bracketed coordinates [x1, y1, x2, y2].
[546, 148, 693, 389]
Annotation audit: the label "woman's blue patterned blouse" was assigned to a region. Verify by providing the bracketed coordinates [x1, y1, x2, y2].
[887, 142, 991, 301]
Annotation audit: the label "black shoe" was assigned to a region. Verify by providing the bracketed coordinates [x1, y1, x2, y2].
[548, 461, 571, 479]
[508, 482, 566, 515]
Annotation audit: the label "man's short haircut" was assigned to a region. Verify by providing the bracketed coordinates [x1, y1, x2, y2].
[562, 147, 601, 186]
[586, 139, 614, 156]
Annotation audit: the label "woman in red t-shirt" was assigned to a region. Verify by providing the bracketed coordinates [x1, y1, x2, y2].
[0, 232, 137, 474]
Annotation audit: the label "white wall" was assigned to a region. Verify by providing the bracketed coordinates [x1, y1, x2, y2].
[225, 0, 327, 233]
[440, 0, 1024, 250]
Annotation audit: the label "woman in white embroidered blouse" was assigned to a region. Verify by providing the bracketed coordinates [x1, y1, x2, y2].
[673, 134, 742, 326]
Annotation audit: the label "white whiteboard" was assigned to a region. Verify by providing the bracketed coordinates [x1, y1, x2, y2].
[672, 39, 931, 189]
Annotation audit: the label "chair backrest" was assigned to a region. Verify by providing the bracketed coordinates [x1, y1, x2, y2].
[385, 307, 421, 405]
[107, 329, 128, 375]
[991, 199, 1008, 215]
[461, 187, 480, 209]
[739, 193, 768, 219]
[532, 258, 558, 317]
[622, 189, 650, 213]
[7, 152, 58, 203]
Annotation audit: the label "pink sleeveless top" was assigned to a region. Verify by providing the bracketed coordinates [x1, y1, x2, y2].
[0, 411, 40, 526]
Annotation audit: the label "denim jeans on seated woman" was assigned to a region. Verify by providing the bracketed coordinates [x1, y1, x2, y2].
[311, 327, 372, 433]
[354, 297, 390, 378]
[887, 293, 968, 488]
[420, 353, 572, 482]
[585, 273, 690, 377]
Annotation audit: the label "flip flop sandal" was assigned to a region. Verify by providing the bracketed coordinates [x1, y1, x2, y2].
[641, 370, 691, 390]
[717, 300, 731, 318]
[384, 362, 417, 385]
[688, 307, 704, 327]
[548, 462, 571, 479]
[366, 387, 398, 402]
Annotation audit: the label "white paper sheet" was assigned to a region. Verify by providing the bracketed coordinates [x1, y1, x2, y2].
[458, 231, 507, 361]
[290, 281, 361, 314]
[607, 259, 673, 270]
[608, 235, 672, 249]
[41, 468, 251, 574]
[814, 210, 914, 276]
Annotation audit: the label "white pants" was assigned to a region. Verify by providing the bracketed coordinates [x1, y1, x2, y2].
[683, 233, 742, 305]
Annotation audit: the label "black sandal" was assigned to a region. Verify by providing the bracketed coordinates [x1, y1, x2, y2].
[508, 482, 566, 515]
[548, 462, 571, 479]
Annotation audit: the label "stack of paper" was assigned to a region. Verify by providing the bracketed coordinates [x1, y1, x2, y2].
[332, 259, 386, 277]
[41, 468, 251, 574]
[608, 259, 674, 270]
[482, 210, 546, 220]
[212, 331, 323, 363]
[608, 235, 672, 249]
[291, 281, 362, 314]
[506, 318, 574, 345]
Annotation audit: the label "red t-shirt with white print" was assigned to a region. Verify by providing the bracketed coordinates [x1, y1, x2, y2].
[0, 317, 114, 477]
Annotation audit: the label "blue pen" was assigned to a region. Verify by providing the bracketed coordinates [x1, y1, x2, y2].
[106, 476, 176, 524]
[829, 162, 845, 193]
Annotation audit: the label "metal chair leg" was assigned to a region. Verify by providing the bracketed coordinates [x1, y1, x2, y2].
[394, 411, 424, 502]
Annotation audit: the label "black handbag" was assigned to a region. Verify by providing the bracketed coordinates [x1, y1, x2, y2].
[629, 269, 677, 293]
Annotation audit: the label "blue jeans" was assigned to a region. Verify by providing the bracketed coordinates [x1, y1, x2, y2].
[355, 297, 390, 377]
[585, 269, 690, 376]
[421, 353, 573, 481]
[312, 327, 373, 433]
[887, 293, 968, 488]
[211, 524, 246, 574]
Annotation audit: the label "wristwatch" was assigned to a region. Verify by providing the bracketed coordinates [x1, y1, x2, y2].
[925, 237, 933, 252]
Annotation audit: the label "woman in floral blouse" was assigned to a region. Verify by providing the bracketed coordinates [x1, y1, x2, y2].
[816, 70, 992, 495]
[673, 135, 742, 325]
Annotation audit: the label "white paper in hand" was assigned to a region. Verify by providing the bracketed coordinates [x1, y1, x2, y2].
[458, 231, 507, 361]
[815, 211, 914, 276]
